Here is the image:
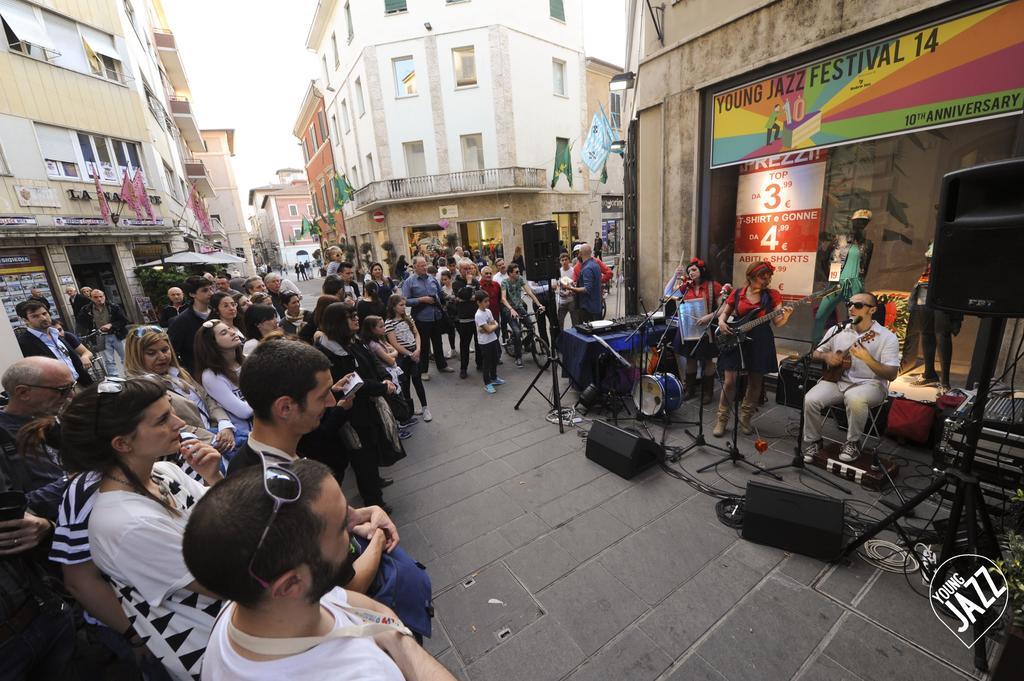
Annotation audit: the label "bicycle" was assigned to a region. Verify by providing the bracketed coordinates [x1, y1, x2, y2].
[78, 330, 109, 383]
[502, 311, 550, 369]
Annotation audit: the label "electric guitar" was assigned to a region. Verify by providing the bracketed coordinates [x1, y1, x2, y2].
[821, 329, 877, 382]
[714, 284, 840, 354]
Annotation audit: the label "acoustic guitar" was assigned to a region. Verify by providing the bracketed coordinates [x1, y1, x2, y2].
[821, 329, 878, 382]
[714, 284, 840, 354]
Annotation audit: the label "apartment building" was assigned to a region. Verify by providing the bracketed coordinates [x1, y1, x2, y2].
[195, 128, 256, 273]
[248, 169, 316, 270]
[304, 0, 595, 266]
[293, 81, 341, 255]
[0, 0, 224, 337]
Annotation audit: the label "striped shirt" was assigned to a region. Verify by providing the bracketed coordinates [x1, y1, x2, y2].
[384, 317, 416, 352]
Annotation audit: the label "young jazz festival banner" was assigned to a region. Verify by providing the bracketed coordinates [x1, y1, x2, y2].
[733, 150, 827, 301]
[711, 0, 1024, 167]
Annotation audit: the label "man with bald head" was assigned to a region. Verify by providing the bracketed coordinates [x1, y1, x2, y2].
[572, 243, 603, 323]
[160, 286, 186, 327]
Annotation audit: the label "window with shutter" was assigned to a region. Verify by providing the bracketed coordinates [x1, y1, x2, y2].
[384, 0, 407, 14]
[549, 0, 565, 21]
[36, 124, 80, 179]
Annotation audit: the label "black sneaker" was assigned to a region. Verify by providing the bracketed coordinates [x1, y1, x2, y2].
[459, 371, 468, 379]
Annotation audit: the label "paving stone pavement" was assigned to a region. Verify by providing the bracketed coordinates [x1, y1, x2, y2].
[299, 275, 987, 680]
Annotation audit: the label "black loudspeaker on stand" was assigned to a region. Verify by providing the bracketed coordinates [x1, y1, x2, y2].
[521, 220, 560, 283]
[839, 158, 1024, 674]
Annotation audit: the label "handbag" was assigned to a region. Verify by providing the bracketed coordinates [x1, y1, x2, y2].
[353, 535, 433, 639]
[886, 397, 937, 446]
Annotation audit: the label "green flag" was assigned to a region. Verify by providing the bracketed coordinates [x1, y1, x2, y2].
[301, 216, 314, 237]
[332, 175, 343, 209]
[599, 159, 608, 184]
[342, 175, 355, 201]
[551, 139, 573, 189]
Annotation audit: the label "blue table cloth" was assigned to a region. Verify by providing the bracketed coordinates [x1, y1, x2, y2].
[556, 324, 671, 391]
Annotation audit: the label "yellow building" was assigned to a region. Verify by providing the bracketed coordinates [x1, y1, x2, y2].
[0, 0, 223, 340]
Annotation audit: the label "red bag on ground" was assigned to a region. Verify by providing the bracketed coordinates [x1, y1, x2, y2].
[886, 397, 936, 445]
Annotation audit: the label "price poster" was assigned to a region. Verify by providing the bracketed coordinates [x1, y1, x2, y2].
[732, 149, 827, 300]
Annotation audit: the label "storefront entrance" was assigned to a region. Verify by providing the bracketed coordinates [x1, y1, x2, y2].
[553, 212, 579, 250]
[458, 219, 503, 260]
[405, 225, 448, 258]
[68, 245, 127, 310]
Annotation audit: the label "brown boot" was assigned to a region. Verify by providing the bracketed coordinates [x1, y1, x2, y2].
[701, 375, 715, 405]
[683, 374, 698, 400]
[739, 399, 757, 435]
[712, 404, 729, 437]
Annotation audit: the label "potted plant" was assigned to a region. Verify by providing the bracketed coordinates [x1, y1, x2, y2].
[992, 490, 1024, 680]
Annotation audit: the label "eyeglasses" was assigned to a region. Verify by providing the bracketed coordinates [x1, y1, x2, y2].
[24, 383, 76, 397]
[846, 301, 873, 310]
[247, 454, 302, 589]
[133, 325, 163, 338]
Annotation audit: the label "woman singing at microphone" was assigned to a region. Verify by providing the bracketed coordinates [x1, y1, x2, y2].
[713, 261, 793, 437]
[671, 258, 728, 403]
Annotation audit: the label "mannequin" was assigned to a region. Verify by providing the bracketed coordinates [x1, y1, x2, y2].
[906, 243, 961, 393]
[813, 209, 875, 344]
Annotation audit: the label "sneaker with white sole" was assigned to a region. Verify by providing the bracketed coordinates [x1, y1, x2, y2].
[444, 349, 453, 359]
[839, 441, 860, 462]
[802, 440, 821, 463]
[422, 407, 432, 422]
[485, 384, 496, 394]
[491, 377, 506, 385]
[421, 373, 430, 381]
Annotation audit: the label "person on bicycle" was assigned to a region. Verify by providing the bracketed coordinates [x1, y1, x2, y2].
[76, 289, 129, 378]
[500, 264, 546, 368]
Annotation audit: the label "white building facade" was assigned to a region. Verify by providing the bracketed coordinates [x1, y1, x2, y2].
[305, 0, 594, 267]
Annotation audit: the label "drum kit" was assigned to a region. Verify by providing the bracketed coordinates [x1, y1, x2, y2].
[631, 298, 708, 417]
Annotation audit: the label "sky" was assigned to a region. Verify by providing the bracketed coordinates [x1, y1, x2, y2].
[163, 0, 626, 216]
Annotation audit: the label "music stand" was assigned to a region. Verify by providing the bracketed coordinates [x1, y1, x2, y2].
[755, 326, 851, 494]
[665, 313, 725, 454]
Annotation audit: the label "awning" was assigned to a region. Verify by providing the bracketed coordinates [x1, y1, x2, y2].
[81, 27, 120, 60]
[0, 0, 56, 51]
[138, 250, 245, 268]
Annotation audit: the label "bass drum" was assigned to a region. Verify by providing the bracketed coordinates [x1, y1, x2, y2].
[632, 373, 683, 417]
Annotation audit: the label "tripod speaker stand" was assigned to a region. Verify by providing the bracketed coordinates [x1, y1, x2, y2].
[514, 345, 572, 433]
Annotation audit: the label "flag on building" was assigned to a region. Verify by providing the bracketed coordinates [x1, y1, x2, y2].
[119, 169, 141, 217]
[599, 102, 622, 155]
[132, 169, 154, 220]
[582, 112, 611, 175]
[188, 183, 212, 235]
[92, 171, 111, 225]
[341, 175, 355, 202]
[301, 216, 315, 237]
[551, 138, 573, 189]
[332, 175, 344, 209]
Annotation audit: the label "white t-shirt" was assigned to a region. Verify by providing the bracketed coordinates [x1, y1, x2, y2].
[475, 308, 498, 344]
[202, 588, 404, 681]
[493, 271, 508, 286]
[819, 320, 900, 392]
[89, 462, 221, 681]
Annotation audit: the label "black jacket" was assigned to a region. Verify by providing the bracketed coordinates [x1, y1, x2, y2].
[159, 303, 186, 328]
[16, 329, 93, 386]
[76, 302, 129, 340]
[453, 275, 480, 322]
[167, 307, 208, 374]
[69, 294, 91, 318]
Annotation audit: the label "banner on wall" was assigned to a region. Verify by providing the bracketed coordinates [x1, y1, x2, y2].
[711, 0, 1024, 167]
[732, 150, 827, 301]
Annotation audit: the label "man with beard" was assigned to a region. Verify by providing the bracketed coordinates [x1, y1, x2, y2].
[183, 459, 450, 680]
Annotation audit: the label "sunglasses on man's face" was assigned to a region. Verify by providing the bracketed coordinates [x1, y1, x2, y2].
[846, 301, 874, 310]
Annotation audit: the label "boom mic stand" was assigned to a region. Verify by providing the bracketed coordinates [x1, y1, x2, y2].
[838, 316, 1005, 673]
[756, 322, 851, 494]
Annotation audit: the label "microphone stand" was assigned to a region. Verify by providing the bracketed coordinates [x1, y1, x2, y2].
[755, 321, 853, 494]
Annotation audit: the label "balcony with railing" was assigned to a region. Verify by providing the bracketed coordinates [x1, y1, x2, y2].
[184, 158, 216, 198]
[169, 97, 205, 152]
[353, 167, 547, 210]
[153, 28, 189, 93]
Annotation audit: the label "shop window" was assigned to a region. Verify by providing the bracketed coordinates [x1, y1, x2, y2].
[553, 212, 578, 247]
[452, 46, 476, 87]
[36, 124, 80, 179]
[393, 56, 417, 97]
[704, 116, 1019, 382]
[403, 141, 426, 177]
[355, 77, 365, 116]
[552, 58, 566, 96]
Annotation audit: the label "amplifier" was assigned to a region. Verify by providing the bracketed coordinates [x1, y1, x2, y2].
[585, 420, 662, 479]
[742, 480, 845, 560]
[775, 358, 823, 409]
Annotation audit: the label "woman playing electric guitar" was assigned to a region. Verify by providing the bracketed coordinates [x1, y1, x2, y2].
[713, 260, 794, 438]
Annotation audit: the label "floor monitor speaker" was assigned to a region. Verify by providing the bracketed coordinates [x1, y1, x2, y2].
[585, 420, 662, 479]
[742, 480, 845, 560]
[929, 158, 1024, 317]
[521, 220, 560, 283]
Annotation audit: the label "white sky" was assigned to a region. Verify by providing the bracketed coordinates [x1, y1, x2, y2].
[163, 0, 626, 216]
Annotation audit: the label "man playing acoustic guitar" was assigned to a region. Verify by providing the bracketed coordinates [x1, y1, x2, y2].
[803, 292, 900, 463]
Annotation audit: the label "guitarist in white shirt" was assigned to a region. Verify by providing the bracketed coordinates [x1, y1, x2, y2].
[802, 292, 900, 463]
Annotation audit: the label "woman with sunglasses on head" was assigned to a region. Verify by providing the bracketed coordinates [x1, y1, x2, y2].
[125, 326, 236, 454]
[315, 302, 402, 512]
[26, 376, 224, 681]
[194, 321, 252, 450]
[208, 291, 245, 342]
[241, 304, 280, 357]
[713, 260, 793, 437]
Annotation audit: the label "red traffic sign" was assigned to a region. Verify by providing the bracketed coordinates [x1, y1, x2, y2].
[372, 211, 385, 223]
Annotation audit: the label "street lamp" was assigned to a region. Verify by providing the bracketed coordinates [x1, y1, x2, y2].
[609, 71, 635, 92]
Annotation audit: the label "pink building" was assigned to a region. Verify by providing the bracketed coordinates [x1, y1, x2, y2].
[248, 170, 316, 268]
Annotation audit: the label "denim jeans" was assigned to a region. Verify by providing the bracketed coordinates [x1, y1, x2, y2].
[100, 335, 125, 377]
[0, 600, 76, 681]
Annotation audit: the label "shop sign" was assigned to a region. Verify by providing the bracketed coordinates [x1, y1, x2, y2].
[732, 150, 827, 300]
[0, 216, 37, 226]
[14, 185, 61, 208]
[66, 189, 163, 205]
[53, 216, 107, 226]
[119, 218, 165, 226]
[601, 195, 623, 214]
[0, 249, 57, 330]
[439, 205, 459, 219]
[710, 0, 1024, 168]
